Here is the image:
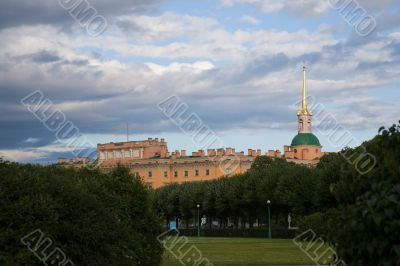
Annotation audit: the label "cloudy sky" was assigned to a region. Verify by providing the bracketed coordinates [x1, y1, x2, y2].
[1, 0, 399, 163]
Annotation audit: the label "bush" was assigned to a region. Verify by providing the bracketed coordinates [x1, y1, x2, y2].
[0, 162, 163, 266]
[297, 210, 338, 240]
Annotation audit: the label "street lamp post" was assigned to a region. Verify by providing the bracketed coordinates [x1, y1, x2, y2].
[267, 200, 271, 239]
[197, 204, 200, 237]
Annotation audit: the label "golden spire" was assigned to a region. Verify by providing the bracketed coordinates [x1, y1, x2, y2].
[299, 64, 311, 116]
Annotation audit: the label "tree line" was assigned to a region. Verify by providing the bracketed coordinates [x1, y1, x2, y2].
[152, 156, 319, 229]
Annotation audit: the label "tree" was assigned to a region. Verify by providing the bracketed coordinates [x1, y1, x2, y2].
[327, 122, 400, 265]
[0, 163, 163, 266]
[250, 156, 273, 171]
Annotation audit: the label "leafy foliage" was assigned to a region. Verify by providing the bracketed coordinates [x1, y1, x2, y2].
[327, 122, 400, 265]
[152, 158, 317, 229]
[0, 163, 163, 266]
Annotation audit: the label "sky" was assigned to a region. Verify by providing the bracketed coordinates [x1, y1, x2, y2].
[0, 0, 399, 163]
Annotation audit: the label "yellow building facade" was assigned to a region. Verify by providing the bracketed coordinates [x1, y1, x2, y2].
[97, 138, 255, 188]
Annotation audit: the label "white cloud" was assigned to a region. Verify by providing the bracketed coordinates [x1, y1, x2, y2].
[221, 0, 330, 16]
[0, 149, 48, 162]
[239, 15, 262, 25]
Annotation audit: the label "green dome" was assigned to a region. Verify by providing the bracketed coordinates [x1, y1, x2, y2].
[291, 133, 321, 146]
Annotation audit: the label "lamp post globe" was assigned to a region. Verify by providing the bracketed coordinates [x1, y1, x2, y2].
[267, 200, 272, 239]
[196, 204, 200, 237]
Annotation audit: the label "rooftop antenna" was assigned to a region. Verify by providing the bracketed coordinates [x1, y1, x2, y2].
[126, 123, 129, 142]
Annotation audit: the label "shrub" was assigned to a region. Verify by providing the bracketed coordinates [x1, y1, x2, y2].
[297, 210, 338, 240]
[177, 228, 297, 239]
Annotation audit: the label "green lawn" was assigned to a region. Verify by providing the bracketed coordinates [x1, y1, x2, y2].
[161, 237, 332, 266]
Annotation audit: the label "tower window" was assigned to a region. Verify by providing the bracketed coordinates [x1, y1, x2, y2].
[184, 170, 188, 177]
[164, 171, 168, 178]
[195, 170, 199, 176]
[206, 169, 210, 176]
[174, 171, 178, 178]
[148, 171, 152, 178]
[294, 149, 297, 153]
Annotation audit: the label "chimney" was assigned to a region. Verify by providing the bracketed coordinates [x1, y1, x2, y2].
[276, 150, 282, 158]
[268, 150, 275, 157]
[284, 145, 290, 152]
[257, 149, 261, 156]
[181, 150, 186, 157]
[207, 149, 216, 156]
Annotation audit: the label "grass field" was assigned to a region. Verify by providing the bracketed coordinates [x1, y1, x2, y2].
[161, 237, 330, 266]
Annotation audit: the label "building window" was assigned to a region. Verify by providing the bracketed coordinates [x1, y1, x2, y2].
[174, 171, 178, 178]
[132, 150, 140, 158]
[124, 150, 130, 158]
[148, 171, 152, 178]
[206, 169, 210, 176]
[99, 152, 105, 160]
[195, 169, 199, 176]
[107, 152, 114, 159]
[294, 149, 297, 153]
[164, 171, 168, 178]
[226, 168, 232, 175]
[184, 170, 188, 177]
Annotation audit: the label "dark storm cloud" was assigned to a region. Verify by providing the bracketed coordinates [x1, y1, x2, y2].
[0, 121, 57, 149]
[31, 50, 61, 63]
[0, 0, 162, 30]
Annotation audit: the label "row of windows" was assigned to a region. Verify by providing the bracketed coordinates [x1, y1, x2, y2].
[147, 169, 210, 178]
[99, 150, 140, 160]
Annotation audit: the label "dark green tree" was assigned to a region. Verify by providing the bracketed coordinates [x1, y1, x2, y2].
[0, 163, 163, 266]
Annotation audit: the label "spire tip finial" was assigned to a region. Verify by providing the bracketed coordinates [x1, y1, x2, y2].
[299, 63, 311, 116]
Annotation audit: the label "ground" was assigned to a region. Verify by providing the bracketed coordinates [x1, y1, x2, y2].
[161, 237, 332, 266]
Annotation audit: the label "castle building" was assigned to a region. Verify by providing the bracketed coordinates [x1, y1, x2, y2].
[59, 66, 323, 187]
[97, 138, 255, 188]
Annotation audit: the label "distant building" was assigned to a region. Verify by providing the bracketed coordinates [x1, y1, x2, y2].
[57, 156, 92, 167]
[59, 66, 323, 187]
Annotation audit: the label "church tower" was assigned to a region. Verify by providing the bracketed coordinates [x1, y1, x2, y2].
[290, 65, 322, 160]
